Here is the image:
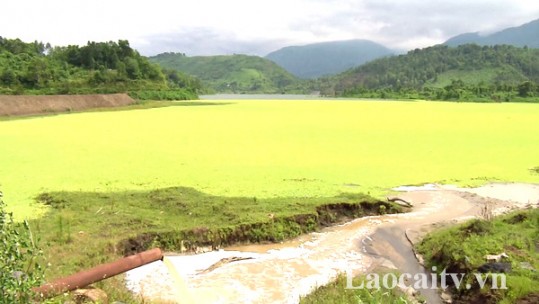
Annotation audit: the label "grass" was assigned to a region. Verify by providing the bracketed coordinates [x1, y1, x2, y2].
[1, 100, 539, 219]
[30, 187, 396, 303]
[300, 274, 410, 304]
[416, 209, 539, 303]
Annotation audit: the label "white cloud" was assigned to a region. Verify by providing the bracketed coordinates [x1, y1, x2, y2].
[1, 0, 538, 55]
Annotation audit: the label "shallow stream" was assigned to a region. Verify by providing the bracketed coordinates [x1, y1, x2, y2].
[125, 183, 539, 303]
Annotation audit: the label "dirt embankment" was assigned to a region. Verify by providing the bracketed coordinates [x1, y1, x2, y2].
[0, 94, 135, 116]
[118, 200, 402, 256]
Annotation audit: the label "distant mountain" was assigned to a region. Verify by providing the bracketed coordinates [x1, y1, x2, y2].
[265, 40, 394, 79]
[150, 53, 300, 93]
[445, 18, 539, 48]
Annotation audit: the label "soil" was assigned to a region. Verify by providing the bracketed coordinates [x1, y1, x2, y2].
[0, 93, 135, 116]
[515, 292, 539, 304]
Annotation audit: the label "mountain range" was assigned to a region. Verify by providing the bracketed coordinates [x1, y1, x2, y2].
[150, 17, 538, 94]
[444, 18, 539, 48]
[265, 40, 394, 79]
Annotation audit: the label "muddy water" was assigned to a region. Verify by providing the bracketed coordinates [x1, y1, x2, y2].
[125, 184, 538, 304]
[364, 191, 479, 304]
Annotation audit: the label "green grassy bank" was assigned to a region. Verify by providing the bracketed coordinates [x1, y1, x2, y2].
[417, 209, 539, 304]
[29, 187, 400, 302]
[300, 274, 411, 304]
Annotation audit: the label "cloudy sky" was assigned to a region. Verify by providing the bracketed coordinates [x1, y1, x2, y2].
[1, 0, 538, 56]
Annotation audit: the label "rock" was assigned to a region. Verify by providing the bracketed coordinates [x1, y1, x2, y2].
[484, 252, 509, 263]
[416, 253, 425, 266]
[11, 271, 26, 281]
[396, 284, 422, 304]
[194, 246, 213, 254]
[379, 258, 398, 270]
[403, 286, 417, 297]
[520, 262, 536, 271]
[441, 291, 453, 303]
[478, 262, 512, 273]
[73, 287, 108, 304]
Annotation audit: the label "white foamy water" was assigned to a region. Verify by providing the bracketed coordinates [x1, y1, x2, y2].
[392, 183, 441, 192]
[126, 222, 377, 303]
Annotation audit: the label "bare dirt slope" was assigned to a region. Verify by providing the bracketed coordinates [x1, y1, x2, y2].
[0, 94, 135, 116]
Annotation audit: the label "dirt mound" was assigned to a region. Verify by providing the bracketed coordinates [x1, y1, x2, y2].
[0, 93, 135, 116]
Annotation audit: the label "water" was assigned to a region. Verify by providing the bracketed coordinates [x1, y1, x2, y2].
[162, 256, 194, 303]
[125, 184, 539, 303]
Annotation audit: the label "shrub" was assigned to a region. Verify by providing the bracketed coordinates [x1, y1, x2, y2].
[128, 89, 197, 101]
[0, 192, 44, 303]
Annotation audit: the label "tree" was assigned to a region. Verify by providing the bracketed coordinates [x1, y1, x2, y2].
[23, 57, 52, 88]
[118, 40, 133, 58]
[0, 69, 18, 86]
[518, 81, 534, 97]
[0, 37, 201, 97]
[125, 57, 141, 79]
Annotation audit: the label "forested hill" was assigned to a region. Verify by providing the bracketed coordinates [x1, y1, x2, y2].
[0, 37, 201, 99]
[149, 52, 302, 94]
[265, 40, 394, 79]
[331, 44, 539, 101]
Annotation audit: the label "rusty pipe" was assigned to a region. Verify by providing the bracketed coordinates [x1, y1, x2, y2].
[34, 248, 163, 299]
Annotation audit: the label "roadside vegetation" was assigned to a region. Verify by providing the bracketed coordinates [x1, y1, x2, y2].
[0, 37, 201, 99]
[28, 187, 400, 302]
[417, 209, 539, 303]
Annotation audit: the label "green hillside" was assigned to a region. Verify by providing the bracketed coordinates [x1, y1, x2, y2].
[426, 67, 527, 88]
[445, 18, 539, 48]
[0, 37, 200, 99]
[331, 44, 539, 101]
[150, 53, 302, 93]
[265, 39, 394, 79]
